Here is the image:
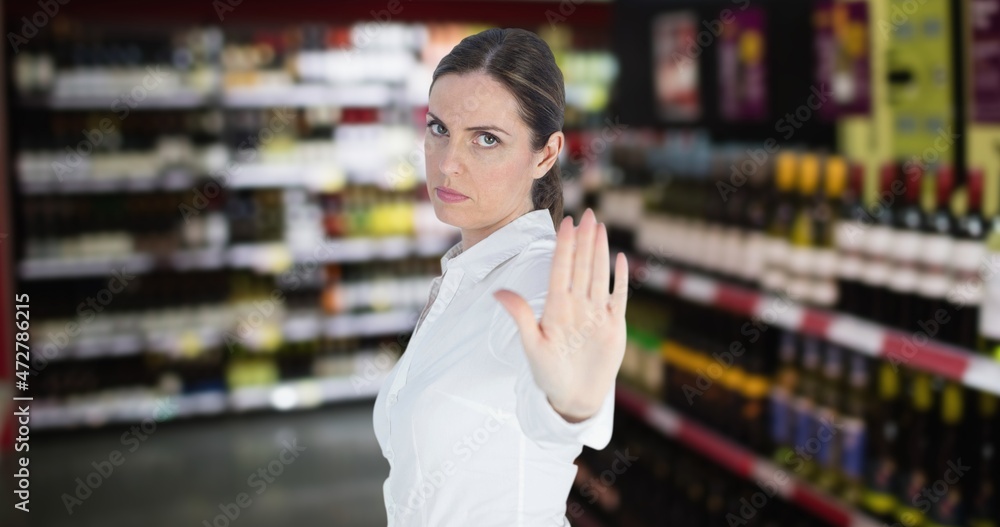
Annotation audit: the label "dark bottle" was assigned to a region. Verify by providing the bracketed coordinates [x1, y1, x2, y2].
[916, 166, 955, 343]
[926, 381, 966, 527]
[863, 361, 903, 521]
[839, 354, 869, 507]
[885, 164, 924, 332]
[951, 168, 986, 351]
[770, 332, 799, 468]
[894, 371, 934, 526]
[967, 392, 997, 527]
[791, 335, 822, 482]
[814, 343, 844, 493]
[859, 164, 897, 323]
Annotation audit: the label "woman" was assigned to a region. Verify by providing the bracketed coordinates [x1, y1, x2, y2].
[372, 27, 629, 526]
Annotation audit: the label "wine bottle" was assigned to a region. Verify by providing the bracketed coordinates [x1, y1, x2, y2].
[894, 371, 934, 526]
[951, 168, 986, 350]
[886, 165, 924, 332]
[917, 167, 956, 342]
[835, 163, 867, 315]
[863, 361, 902, 521]
[761, 152, 798, 297]
[979, 173, 1000, 361]
[968, 392, 997, 527]
[839, 354, 869, 507]
[860, 164, 898, 323]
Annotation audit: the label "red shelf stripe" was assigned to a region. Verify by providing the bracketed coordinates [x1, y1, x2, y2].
[676, 418, 756, 478]
[881, 333, 970, 381]
[715, 284, 761, 316]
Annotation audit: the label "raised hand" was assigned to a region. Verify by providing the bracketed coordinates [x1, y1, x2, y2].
[493, 207, 629, 423]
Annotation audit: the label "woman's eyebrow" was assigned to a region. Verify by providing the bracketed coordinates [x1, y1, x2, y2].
[426, 111, 510, 137]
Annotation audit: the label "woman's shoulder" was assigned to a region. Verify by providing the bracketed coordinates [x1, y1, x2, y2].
[494, 233, 557, 298]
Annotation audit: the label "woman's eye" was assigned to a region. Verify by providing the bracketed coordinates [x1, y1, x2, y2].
[427, 122, 447, 136]
[476, 133, 499, 147]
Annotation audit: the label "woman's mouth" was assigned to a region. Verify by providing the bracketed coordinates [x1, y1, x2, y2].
[435, 187, 469, 203]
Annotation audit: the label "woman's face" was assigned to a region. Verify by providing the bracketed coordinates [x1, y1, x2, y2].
[425, 71, 561, 248]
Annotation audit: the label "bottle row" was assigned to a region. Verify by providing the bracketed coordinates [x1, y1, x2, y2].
[29, 335, 401, 430]
[624, 148, 998, 357]
[573, 410, 835, 527]
[13, 22, 616, 116]
[19, 188, 458, 263]
[26, 256, 440, 326]
[620, 289, 997, 527]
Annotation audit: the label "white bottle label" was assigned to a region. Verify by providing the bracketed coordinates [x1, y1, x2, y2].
[920, 234, 953, 267]
[980, 252, 1000, 339]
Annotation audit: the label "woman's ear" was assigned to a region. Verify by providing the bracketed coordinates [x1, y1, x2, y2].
[535, 131, 564, 179]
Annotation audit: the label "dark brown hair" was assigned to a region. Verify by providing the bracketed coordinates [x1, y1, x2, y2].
[430, 27, 565, 229]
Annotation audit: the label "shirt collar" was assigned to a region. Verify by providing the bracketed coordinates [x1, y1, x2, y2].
[440, 209, 556, 283]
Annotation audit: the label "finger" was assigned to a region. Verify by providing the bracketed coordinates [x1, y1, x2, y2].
[493, 289, 541, 347]
[550, 215, 575, 293]
[610, 252, 629, 318]
[591, 222, 610, 306]
[572, 208, 597, 297]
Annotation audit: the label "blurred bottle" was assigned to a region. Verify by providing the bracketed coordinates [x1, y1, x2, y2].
[839, 354, 869, 507]
[926, 381, 966, 527]
[835, 162, 867, 315]
[886, 165, 924, 332]
[761, 152, 798, 297]
[968, 392, 997, 527]
[771, 332, 799, 469]
[894, 371, 934, 526]
[951, 168, 986, 350]
[863, 361, 902, 521]
[916, 167, 955, 341]
[860, 164, 898, 323]
[979, 177, 1000, 361]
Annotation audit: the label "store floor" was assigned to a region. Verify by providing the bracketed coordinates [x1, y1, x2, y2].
[4, 400, 388, 527]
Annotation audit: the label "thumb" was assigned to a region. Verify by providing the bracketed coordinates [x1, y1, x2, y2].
[493, 289, 541, 345]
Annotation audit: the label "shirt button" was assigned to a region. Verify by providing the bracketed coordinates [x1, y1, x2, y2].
[384, 449, 394, 460]
[387, 505, 396, 516]
[388, 393, 398, 405]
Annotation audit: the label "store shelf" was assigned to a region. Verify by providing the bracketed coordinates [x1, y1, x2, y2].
[19, 169, 198, 195]
[19, 235, 458, 279]
[615, 384, 882, 527]
[625, 253, 1000, 397]
[37, 308, 418, 363]
[21, 90, 215, 110]
[32, 372, 386, 431]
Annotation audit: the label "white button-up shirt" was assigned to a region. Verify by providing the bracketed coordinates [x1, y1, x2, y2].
[373, 208, 616, 527]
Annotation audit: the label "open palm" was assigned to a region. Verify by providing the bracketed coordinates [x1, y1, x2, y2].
[493, 207, 629, 423]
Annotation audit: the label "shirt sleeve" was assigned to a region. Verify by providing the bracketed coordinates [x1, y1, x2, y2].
[486, 249, 615, 451]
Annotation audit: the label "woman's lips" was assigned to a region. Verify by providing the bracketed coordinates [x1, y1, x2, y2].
[436, 187, 469, 203]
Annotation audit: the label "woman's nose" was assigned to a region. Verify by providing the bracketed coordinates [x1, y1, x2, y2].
[437, 139, 465, 176]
